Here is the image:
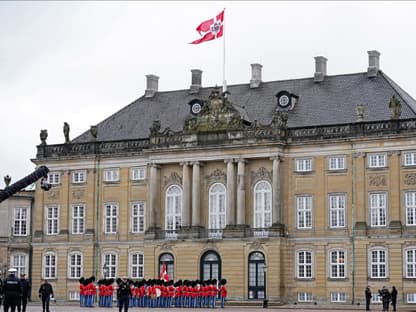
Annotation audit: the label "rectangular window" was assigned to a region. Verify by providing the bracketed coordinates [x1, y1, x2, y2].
[131, 167, 146, 181]
[297, 250, 313, 278]
[405, 191, 416, 226]
[72, 170, 87, 184]
[104, 203, 118, 234]
[71, 204, 85, 234]
[406, 249, 416, 278]
[329, 194, 346, 228]
[47, 172, 61, 185]
[44, 253, 56, 279]
[296, 158, 313, 172]
[131, 202, 145, 233]
[12, 255, 26, 277]
[368, 153, 387, 168]
[370, 249, 387, 278]
[372, 294, 382, 303]
[328, 156, 346, 170]
[330, 250, 346, 278]
[103, 168, 119, 182]
[130, 253, 144, 279]
[13, 207, 28, 236]
[404, 151, 416, 166]
[330, 292, 346, 303]
[103, 254, 117, 278]
[69, 291, 80, 301]
[297, 292, 313, 302]
[46, 205, 59, 235]
[69, 253, 82, 279]
[296, 195, 313, 229]
[407, 293, 416, 303]
[369, 193, 387, 226]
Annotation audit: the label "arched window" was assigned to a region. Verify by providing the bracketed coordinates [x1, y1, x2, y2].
[253, 181, 272, 228]
[248, 252, 265, 299]
[200, 251, 221, 282]
[209, 183, 226, 230]
[165, 185, 182, 233]
[159, 253, 174, 280]
[68, 252, 83, 279]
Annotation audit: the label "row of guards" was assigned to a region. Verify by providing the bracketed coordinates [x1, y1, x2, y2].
[79, 264, 228, 308]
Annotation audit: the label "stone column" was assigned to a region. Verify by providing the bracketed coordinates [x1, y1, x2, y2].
[225, 159, 236, 226]
[191, 161, 201, 227]
[271, 156, 281, 225]
[148, 163, 160, 231]
[181, 162, 191, 227]
[237, 159, 246, 225]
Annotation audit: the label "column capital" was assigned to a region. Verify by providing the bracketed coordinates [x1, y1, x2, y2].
[180, 161, 192, 167]
[236, 157, 248, 164]
[148, 162, 160, 169]
[224, 158, 235, 164]
[191, 161, 204, 166]
[270, 155, 282, 162]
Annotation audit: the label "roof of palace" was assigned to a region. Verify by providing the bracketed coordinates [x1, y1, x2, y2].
[73, 70, 416, 143]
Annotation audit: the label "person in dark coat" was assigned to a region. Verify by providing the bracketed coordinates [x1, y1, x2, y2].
[38, 280, 54, 312]
[3, 268, 22, 312]
[391, 286, 398, 312]
[365, 285, 372, 311]
[116, 277, 131, 312]
[17, 273, 30, 312]
[379, 286, 391, 312]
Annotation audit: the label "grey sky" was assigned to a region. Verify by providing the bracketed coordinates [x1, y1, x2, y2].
[1, 1, 416, 184]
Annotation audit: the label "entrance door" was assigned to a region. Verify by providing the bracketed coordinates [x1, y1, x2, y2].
[200, 251, 221, 282]
[248, 252, 265, 299]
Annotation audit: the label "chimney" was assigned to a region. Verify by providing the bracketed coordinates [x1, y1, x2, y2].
[250, 63, 262, 88]
[314, 56, 327, 82]
[145, 74, 159, 98]
[190, 69, 202, 94]
[367, 50, 380, 78]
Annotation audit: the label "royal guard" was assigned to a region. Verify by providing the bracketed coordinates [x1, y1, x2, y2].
[79, 277, 86, 307]
[219, 278, 227, 308]
[105, 278, 114, 307]
[98, 279, 106, 307]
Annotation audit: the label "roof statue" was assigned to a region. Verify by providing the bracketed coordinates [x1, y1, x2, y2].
[389, 95, 402, 119]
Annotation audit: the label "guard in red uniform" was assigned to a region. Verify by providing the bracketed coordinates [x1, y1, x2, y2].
[219, 278, 227, 308]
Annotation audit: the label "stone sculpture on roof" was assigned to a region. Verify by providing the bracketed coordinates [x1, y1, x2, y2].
[389, 95, 402, 120]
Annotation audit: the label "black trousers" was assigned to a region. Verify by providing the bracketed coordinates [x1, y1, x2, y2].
[41, 298, 50, 312]
[365, 298, 371, 311]
[3, 297, 19, 312]
[118, 296, 129, 312]
[17, 298, 27, 312]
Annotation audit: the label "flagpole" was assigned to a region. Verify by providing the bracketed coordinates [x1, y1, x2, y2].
[222, 8, 227, 95]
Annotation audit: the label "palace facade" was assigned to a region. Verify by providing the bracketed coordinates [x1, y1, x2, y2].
[30, 51, 416, 305]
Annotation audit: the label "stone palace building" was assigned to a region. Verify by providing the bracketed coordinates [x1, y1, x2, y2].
[29, 50, 416, 305]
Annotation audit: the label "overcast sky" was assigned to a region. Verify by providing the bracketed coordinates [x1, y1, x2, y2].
[1, 1, 416, 186]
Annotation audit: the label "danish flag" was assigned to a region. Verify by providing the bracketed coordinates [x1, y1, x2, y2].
[190, 10, 224, 44]
[160, 262, 170, 282]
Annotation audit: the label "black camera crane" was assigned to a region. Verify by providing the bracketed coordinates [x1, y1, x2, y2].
[0, 166, 51, 203]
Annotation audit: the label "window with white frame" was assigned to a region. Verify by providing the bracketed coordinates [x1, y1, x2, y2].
[43, 252, 57, 279]
[405, 191, 416, 226]
[297, 292, 313, 302]
[407, 293, 416, 303]
[131, 201, 145, 233]
[369, 192, 387, 227]
[328, 156, 346, 171]
[209, 183, 226, 230]
[297, 250, 313, 278]
[329, 194, 346, 228]
[369, 248, 387, 278]
[404, 151, 416, 166]
[11, 254, 27, 277]
[329, 249, 346, 278]
[104, 203, 118, 234]
[72, 170, 87, 184]
[103, 253, 117, 278]
[295, 158, 313, 172]
[46, 205, 59, 235]
[405, 248, 416, 278]
[165, 185, 182, 232]
[103, 168, 119, 182]
[47, 172, 61, 185]
[131, 167, 146, 181]
[253, 181, 272, 228]
[371, 293, 382, 303]
[331, 292, 346, 302]
[69, 291, 80, 301]
[368, 153, 387, 168]
[71, 204, 85, 234]
[296, 195, 313, 229]
[68, 252, 83, 279]
[13, 207, 28, 236]
[130, 252, 144, 279]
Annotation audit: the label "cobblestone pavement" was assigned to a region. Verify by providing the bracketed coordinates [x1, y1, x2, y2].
[21, 303, 416, 312]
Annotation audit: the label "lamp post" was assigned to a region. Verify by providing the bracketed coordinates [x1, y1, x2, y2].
[263, 265, 268, 308]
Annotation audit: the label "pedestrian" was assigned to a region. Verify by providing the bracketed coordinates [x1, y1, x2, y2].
[379, 286, 391, 312]
[391, 286, 398, 312]
[116, 277, 131, 312]
[219, 278, 227, 308]
[17, 273, 30, 312]
[3, 268, 21, 312]
[365, 285, 372, 311]
[38, 279, 54, 312]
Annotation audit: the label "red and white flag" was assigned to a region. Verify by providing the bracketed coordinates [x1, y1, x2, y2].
[190, 10, 224, 44]
[159, 262, 170, 282]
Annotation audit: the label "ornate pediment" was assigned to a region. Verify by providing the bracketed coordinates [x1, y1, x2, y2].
[183, 87, 245, 132]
